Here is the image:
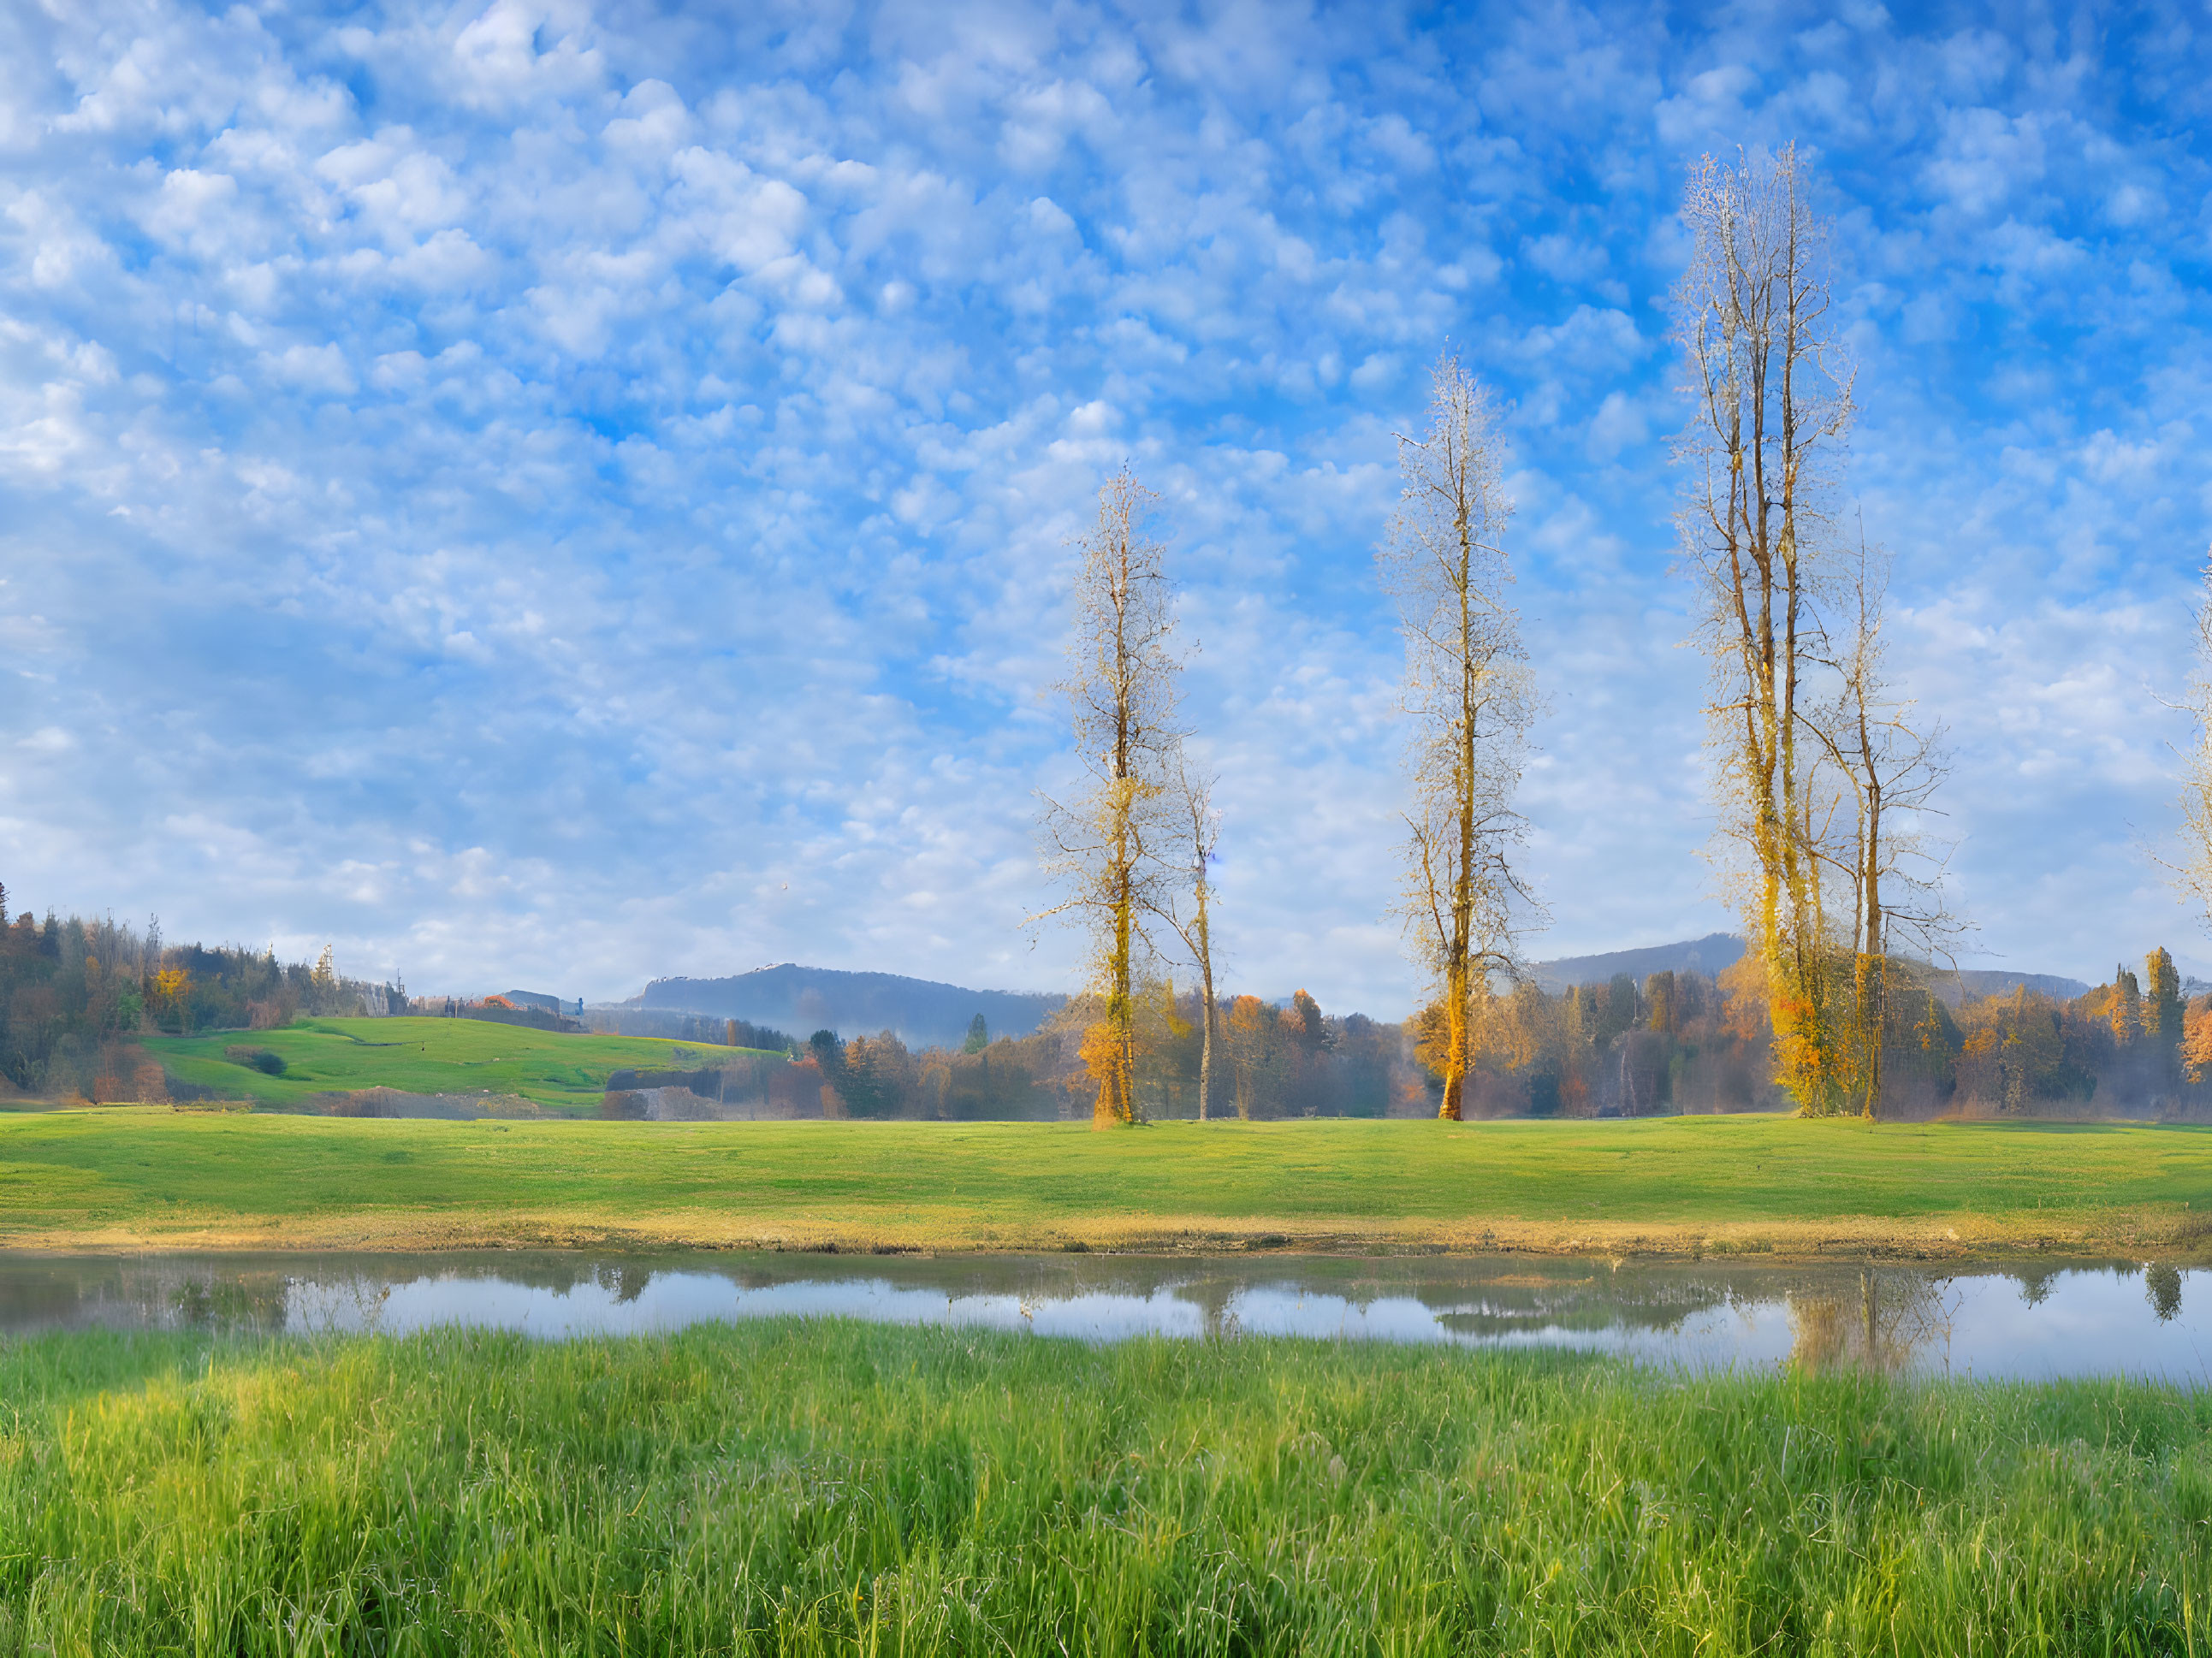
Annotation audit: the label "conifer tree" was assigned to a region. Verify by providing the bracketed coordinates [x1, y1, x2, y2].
[2145, 947, 2183, 1080]
[2111, 966, 2143, 1045]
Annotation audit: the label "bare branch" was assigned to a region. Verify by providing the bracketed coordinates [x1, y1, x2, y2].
[1379, 347, 1544, 1120]
[1033, 468, 1185, 1127]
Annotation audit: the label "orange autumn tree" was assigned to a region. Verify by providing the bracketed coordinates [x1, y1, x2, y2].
[1379, 348, 1539, 1121]
[1037, 468, 1184, 1128]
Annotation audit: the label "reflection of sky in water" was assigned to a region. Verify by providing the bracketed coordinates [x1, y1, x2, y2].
[270, 1265, 2212, 1384]
[292, 1276, 1213, 1343]
[4, 1255, 2207, 1383]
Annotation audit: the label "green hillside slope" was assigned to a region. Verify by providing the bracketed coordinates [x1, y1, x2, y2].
[145, 1017, 777, 1114]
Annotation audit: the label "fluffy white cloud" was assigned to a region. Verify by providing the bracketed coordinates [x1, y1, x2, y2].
[0, 0, 2206, 1013]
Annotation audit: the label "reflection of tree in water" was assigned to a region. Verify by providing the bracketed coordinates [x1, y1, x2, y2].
[1170, 1274, 1245, 1341]
[2012, 1267, 2060, 1307]
[495, 1259, 591, 1294]
[2144, 1263, 2184, 1323]
[1433, 1274, 1735, 1340]
[169, 1273, 290, 1332]
[593, 1264, 655, 1304]
[1788, 1271, 1956, 1375]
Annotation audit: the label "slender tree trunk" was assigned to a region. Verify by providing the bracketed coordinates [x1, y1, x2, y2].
[1197, 986, 1213, 1122]
[1100, 768, 1135, 1127]
[1859, 693, 1884, 1118]
[1379, 352, 1535, 1122]
[1163, 757, 1220, 1124]
[1438, 419, 1483, 1122]
[1195, 909, 1215, 1122]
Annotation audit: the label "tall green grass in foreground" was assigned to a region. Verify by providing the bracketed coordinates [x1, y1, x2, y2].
[2, 1323, 2209, 1655]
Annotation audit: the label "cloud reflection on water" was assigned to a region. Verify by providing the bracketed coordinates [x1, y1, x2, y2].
[1, 1253, 2204, 1383]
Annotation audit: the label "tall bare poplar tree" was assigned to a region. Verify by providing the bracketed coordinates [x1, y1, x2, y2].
[1675, 145, 1857, 1112]
[1380, 350, 1538, 1121]
[1812, 536, 1959, 1115]
[1153, 755, 1220, 1120]
[1038, 468, 1182, 1128]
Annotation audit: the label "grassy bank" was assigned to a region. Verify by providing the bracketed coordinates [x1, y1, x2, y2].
[2, 1320, 2208, 1654]
[2, 1110, 2208, 1258]
[144, 1016, 777, 1113]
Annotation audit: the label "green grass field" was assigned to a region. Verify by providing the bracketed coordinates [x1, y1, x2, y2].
[143, 1016, 774, 1113]
[2, 1319, 2207, 1654]
[3, 1109, 2208, 1256]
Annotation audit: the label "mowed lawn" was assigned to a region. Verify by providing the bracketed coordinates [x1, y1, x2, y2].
[1, 1110, 2208, 1255]
[144, 1016, 774, 1113]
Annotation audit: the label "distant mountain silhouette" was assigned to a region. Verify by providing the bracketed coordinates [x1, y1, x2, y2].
[1528, 933, 2089, 1005]
[1930, 968, 2092, 1006]
[1528, 933, 1746, 994]
[627, 965, 1066, 1050]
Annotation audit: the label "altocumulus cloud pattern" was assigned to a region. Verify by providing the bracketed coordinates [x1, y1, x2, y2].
[1, 0, 2209, 1008]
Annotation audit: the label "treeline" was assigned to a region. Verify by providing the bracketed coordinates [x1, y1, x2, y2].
[1444, 949, 2212, 1120]
[1939, 950, 2210, 1116]
[583, 1008, 798, 1050]
[1454, 966, 1790, 1116]
[0, 885, 401, 1098]
[624, 960, 2212, 1122]
[798, 988, 1410, 1121]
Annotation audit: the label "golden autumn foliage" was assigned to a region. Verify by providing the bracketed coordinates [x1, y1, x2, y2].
[2182, 998, 2212, 1086]
[1717, 954, 1773, 1046]
[1954, 987, 2069, 1112]
[1077, 1017, 1132, 1122]
[1469, 980, 1551, 1074]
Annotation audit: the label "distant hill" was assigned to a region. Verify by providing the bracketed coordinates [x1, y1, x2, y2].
[627, 965, 1067, 1050]
[1930, 968, 2092, 1006]
[1527, 934, 2090, 1006]
[1528, 934, 1746, 995]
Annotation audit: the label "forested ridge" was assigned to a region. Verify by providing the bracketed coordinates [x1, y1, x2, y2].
[0, 891, 401, 1100]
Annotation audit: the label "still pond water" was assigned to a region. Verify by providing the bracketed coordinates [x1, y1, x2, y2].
[1, 1251, 2206, 1383]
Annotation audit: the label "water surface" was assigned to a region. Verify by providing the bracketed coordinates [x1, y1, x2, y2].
[2, 1251, 2205, 1383]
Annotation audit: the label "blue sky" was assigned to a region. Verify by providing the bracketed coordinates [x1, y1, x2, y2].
[2, 0, 2209, 1012]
